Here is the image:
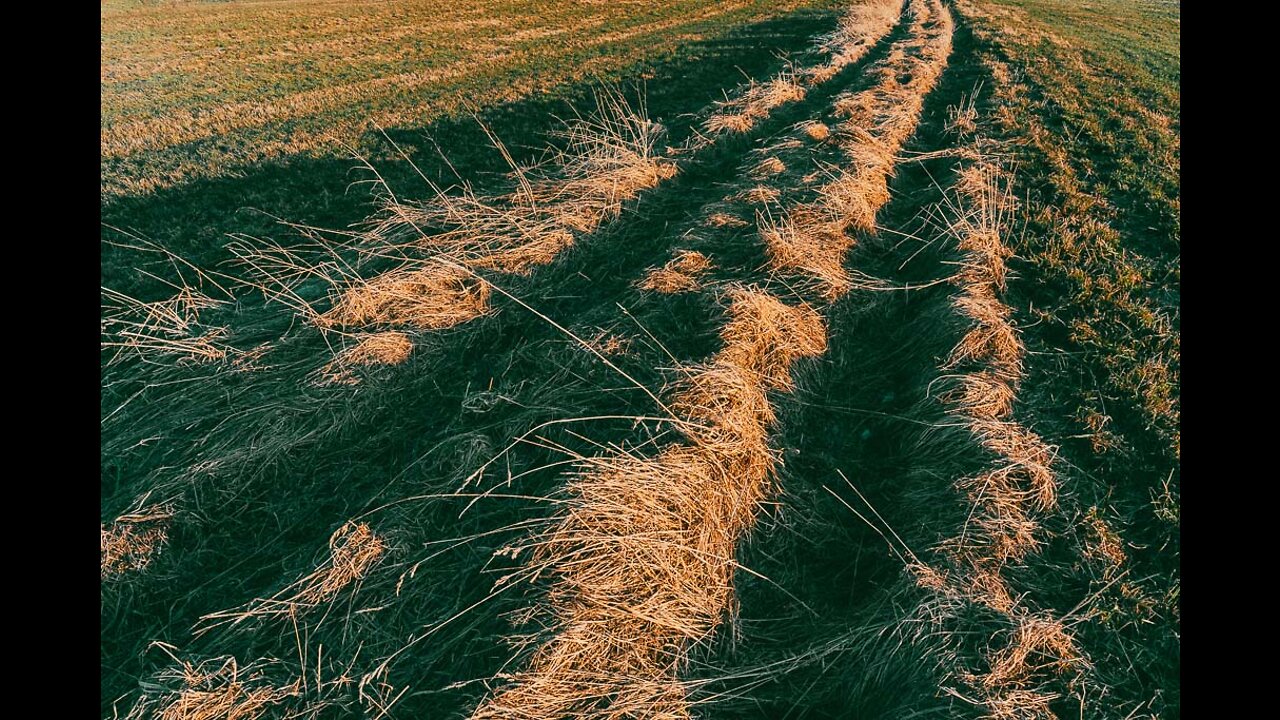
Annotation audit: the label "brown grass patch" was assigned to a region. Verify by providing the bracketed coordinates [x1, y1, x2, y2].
[758, 208, 852, 300]
[638, 250, 714, 294]
[102, 506, 173, 580]
[1082, 508, 1127, 571]
[954, 470, 1043, 564]
[339, 331, 413, 367]
[978, 617, 1082, 692]
[808, 0, 904, 83]
[812, 0, 953, 239]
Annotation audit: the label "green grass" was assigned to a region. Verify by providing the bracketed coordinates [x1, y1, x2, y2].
[953, 0, 1181, 714]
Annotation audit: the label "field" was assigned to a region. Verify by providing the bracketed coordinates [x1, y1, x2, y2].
[101, 1, 1179, 718]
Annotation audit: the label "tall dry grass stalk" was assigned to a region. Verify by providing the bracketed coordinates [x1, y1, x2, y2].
[102, 286, 230, 365]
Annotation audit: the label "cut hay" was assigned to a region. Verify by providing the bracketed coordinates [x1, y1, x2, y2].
[366, 87, 674, 278]
[638, 250, 714, 294]
[801, 121, 831, 141]
[815, 0, 953, 240]
[945, 292, 1024, 380]
[123, 653, 299, 720]
[758, 207, 852, 300]
[937, 371, 1016, 420]
[914, 55, 1082, 718]
[975, 617, 1084, 694]
[807, 0, 904, 84]
[706, 74, 806, 136]
[702, 0, 901, 138]
[715, 286, 827, 391]
[735, 185, 781, 206]
[316, 264, 490, 331]
[317, 331, 413, 385]
[705, 212, 749, 229]
[196, 522, 385, 634]
[102, 506, 173, 579]
[471, 289, 825, 719]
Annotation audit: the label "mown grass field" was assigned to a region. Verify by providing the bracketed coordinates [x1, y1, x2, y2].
[102, 0, 850, 197]
[102, 1, 1179, 718]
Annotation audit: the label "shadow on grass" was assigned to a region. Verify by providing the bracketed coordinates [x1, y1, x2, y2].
[101, 7, 845, 296]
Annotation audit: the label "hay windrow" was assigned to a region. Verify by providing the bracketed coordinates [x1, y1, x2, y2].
[704, 0, 902, 137]
[757, 0, 953, 297]
[316, 264, 490, 331]
[469, 2, 958, 715]
[472, 289, 826, 719]
[923, 148, 1082, 716]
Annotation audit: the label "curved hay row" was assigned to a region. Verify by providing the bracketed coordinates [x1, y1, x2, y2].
[642, 0, 950, 302]
[919, 160, 1087, 718]
[700, 0, 902, 139]
[470, 2, 952, 717]
[472, 287, 826, 720]
[763, 0, 954, 300]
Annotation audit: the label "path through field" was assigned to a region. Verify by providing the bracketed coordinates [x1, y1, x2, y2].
[102, 1, 1179, 717]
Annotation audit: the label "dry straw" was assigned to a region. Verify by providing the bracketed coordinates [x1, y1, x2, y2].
[638, 250, 714, 294]
[102, 505, 173, 579]
[196, 522, 386, 634]
[920, 125, 1083, 719]
[123, 652, 299, 720]
[470, 2, 959, 716]
[317, 331, 414, 385]
[758, 0, 952, 300]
